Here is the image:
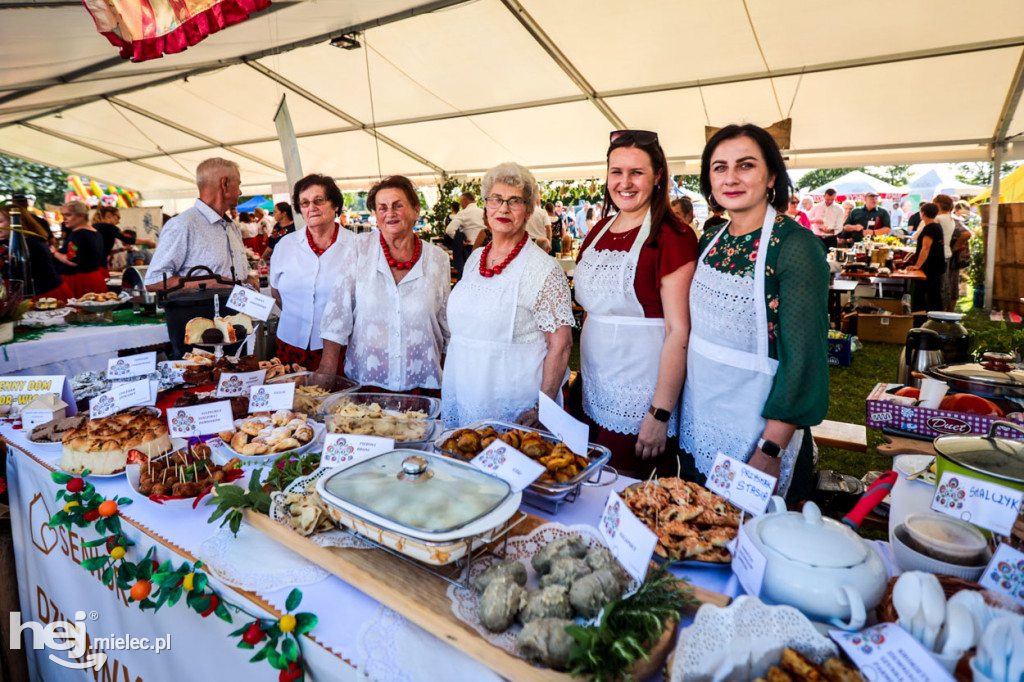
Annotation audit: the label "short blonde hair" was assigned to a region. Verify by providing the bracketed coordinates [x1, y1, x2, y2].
[482, 162, 538, 215]
[63, 200, 90, 216]
[196, 158, 240, 189]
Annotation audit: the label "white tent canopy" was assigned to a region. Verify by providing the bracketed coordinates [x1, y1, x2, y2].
[808, 170, 902, 200]
[902, 168, 987, 199]
[2, 0, 1024, 202]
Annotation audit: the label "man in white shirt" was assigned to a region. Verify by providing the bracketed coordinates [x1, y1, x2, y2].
[809, 188, 844, 249]
[574, 201, 590, 239]
[145, 157, 256, 291]
[525, 196, 549, 242]
[444, 192, 485, 279]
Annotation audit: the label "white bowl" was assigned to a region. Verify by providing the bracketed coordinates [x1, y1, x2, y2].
[890, 523, 989, 580]
[904, 511, 988, 564]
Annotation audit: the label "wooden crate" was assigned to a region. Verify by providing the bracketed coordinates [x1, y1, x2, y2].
[993, 221, 1024, 313]
[979, 202, 1024, 225]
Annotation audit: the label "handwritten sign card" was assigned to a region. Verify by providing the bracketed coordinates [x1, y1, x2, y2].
[319, 433, 394, 468]
[705, 452, 776, 516]
[470, 440, 545, 493]
[88, 378, 153, 419]
[249, 383, 295, 413]
[106, 352, 156, 380]
[931, 470, 1023, 535]
[598, 490, 658, 583]
[216, 370, 266, 398]
[167, 402, 234, 438]
[830, 623, 955, 682]
[226, 285, 275, 321]
[731, 523, 767, 597]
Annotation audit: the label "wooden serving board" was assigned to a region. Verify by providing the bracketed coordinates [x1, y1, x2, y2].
[244, 510, 730, 682]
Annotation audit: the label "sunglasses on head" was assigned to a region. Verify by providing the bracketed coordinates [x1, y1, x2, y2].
[609, 129, 659, 145]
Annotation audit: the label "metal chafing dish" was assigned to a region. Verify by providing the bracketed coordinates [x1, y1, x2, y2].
[120, 266, 159, 315]
[315, 450, 524, 569]
[433, 419, 615, 511]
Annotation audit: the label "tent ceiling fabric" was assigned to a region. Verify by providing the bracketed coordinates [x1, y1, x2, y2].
[1, 0, 1024, 199]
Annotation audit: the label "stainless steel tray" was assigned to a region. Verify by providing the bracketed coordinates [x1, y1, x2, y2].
[433, 419, 615, 503]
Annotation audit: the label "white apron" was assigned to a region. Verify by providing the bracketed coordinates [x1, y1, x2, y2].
[679, 206, 803, 496]
[441, 243, 549, 427]
[574, 210, 676, 436]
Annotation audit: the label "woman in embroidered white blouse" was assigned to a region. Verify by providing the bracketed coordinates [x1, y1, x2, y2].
[319, 176, 450, 394]
[441, 162, 575, 428]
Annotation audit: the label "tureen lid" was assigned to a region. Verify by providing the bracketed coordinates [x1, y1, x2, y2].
[758, 502, 867, 568]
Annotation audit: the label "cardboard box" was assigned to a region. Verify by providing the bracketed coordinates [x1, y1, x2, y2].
[853, 298, 915, 344]
[828, 333, 852, 367]
[865, 382, 1024, 440]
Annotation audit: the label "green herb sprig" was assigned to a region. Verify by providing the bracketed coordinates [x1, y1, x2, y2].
[261, 451, 320, 493]
[565, 564, 698, 682]
[206, 469, 271, 535]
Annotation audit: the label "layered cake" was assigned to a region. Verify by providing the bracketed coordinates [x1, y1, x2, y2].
[60, 408, 171, 475]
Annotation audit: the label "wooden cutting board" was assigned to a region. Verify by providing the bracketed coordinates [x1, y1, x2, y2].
[244, 510, 730, 682]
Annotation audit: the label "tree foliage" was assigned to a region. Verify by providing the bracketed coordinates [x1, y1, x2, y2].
[955, 161, 1021, 186]
[794, 167, 864, 191]
[865, 165, 911, 186]
[0, 152, 67, 207]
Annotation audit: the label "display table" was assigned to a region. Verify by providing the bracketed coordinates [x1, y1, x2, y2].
[3, 424, 740, 681]
[1, 314, 169, 376]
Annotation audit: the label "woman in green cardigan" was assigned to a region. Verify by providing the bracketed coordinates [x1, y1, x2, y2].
[679, 123, 829, 503]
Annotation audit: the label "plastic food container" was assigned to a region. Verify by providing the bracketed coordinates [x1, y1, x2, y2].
[320, 392, 441, 445]
[266, 372, 361, 417]
[903, 511, 988, 565]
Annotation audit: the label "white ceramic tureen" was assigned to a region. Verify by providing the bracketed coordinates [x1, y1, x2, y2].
[743, 497, 888, 630]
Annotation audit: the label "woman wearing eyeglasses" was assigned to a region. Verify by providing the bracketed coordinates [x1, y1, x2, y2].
[268, 174, 355, 370]
[679, 124, 829, 501]
[441, 162, 574, 427]
[319, 175, 450, 395]
[574, 130, 698, 478]
[786, 195, 811, 229]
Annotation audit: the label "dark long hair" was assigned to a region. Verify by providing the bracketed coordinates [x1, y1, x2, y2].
[700, 124, 791, 214]
[601, 132, 682, 246]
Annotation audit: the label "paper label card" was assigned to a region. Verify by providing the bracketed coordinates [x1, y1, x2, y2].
[470, 441, 546, 493]
[0, 375, 77, 416]
[226, 285, 275, 321]
[89, 378, 152, 418]
[106, 352, 156, 380]
[731, 523, 767, 597]
[167, 402, 234, 438]
[216, 370, 267, 398]
[249, 383, 294, 413]
[706, 452, 776, 516]
[21, 410, 58, 431]
[320, 434, 394, 468]
[979, 543, 1024, 607]
[537, 391, 589, 456]
[830, 623, 955, 682]
[598, 490, 658, 583]
[930, 470, 1022, 535]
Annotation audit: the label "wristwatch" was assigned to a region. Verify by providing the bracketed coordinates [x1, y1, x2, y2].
[757, 437, 782, 459]
[648, 405, 671, 423]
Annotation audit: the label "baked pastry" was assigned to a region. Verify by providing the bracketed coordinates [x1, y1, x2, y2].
[184, 317, 215, 345]
[35, 298, 60, 310]
[223, 313, 253, 339]
[60, 408, 171, 475]
[213, 317, 237, 343]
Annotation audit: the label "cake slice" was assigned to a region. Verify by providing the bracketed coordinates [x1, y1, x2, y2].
[185, 317, 216, 345]
[213, 317, 238, 343]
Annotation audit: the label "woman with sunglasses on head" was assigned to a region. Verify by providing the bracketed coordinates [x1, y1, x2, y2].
[320, 175, 450, 395]
[679, 124, 829, 502]
[786, 195, 811, 229]
[442, 162, 574, 427]
[269, 174, 355, 370]
[574, 130, 698, 478]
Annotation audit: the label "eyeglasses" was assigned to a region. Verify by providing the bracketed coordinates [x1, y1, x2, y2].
[484, 196, 527, 210]
[610, 129, 659, 145]
[789, 199, 799, 204]
[299, 197, 331, 209]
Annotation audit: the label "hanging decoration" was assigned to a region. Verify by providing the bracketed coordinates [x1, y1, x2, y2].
[82, 0, 272, 62]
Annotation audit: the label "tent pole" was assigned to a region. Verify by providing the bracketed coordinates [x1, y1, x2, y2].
[984, 143, 1003, 309]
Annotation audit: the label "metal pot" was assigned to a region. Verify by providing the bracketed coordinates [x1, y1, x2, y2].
[926, 362, 1024, 400]
[933, 420, 1024, 494]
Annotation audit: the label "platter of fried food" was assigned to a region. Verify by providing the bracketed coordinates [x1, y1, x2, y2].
[754, 648, 865, 682]
[322, 392, 440, 444]
[217, 410, 323, 460]
[127, 441, 244, 505]
[622, 478, 740, 565]
[67, 291, 128, 312]
[434, 420, 612, 499]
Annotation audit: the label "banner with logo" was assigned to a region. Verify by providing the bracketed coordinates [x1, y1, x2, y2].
[6, 449, 278, 681]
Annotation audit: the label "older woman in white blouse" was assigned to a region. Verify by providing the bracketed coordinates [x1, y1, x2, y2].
[442, 162, 574, 427]
[269, 174, 354, 370]
[319, 175, 450, 394]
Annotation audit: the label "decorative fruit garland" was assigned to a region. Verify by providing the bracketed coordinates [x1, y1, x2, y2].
[47, 470, 318, 681]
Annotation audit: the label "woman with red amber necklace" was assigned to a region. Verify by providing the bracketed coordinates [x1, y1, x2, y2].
[442, 162, 574, 427]
[319, 176, 449, 396]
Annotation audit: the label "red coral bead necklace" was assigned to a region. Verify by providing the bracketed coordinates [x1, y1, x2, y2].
[380, 233, 422, 270]
[480, 232, 529, 278]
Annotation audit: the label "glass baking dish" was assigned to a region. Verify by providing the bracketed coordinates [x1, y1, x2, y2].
[266, 372, 361, 417]
[320, 392, 442, 445]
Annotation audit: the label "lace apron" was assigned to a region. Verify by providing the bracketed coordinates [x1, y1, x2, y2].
[574, 210, 676, 436]
[442, 244, 548, 427]
[679, 206, 803, 496]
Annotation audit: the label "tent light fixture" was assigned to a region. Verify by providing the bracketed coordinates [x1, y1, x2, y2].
[330, 33, 361, 50]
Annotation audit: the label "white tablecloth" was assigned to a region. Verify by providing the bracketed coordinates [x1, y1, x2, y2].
[3, 423, 740, 681]
[0, 322, 169, 376]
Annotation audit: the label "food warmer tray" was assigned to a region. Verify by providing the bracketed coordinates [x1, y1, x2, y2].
[433, 419, 615, 509]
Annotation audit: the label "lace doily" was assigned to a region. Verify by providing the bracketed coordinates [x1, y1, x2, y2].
[266, 467, 374, 551]
[197, 526, 329, 591]
[446, 522, 637, 658]
[669, 596, 837, 682]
